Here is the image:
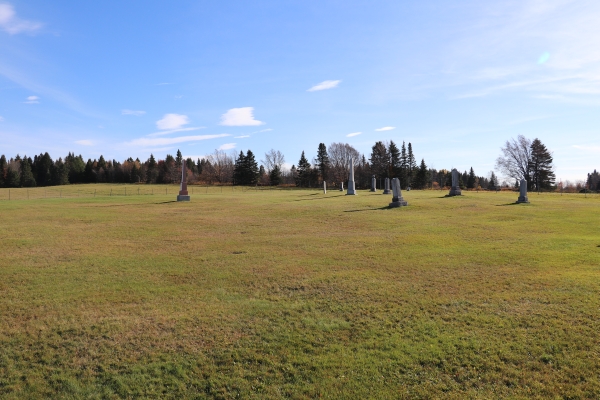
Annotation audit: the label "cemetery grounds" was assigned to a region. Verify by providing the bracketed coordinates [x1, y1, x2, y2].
[1, 185, 599, 399]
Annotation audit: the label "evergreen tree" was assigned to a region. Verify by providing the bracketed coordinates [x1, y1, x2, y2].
[587, 169, 599, 192]
[66, 153, 86, 183]
[388, 141, 401, 178]
[259, 165, 265, 178]
[233, 151, 245, 184]
[176, 149, 183, 167]
[146, 154, 158, 183]
[6, 166, 20, 188]
[20, 157, 37, 187]
[369, 141, 389, 180]
[0, 154, 7, 187]
[488, 172, 498, 190]
[400, 141, 409, 188]
[34, 152, 53, 186]
[52, 158, 70, 185]
[295, 151, 311, 187]
[269, 165, 281, 186]
[316, 143, 330, 182]
[529, 138, 555, 190]
[467, 167, 476, 189]
[245, 150, 259, 184]
[413, 159, 429, 189]
[407, 143, 417, 187]
[84, 159, 96, 183]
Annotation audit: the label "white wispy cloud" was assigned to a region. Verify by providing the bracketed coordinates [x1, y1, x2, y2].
[347, 132, 362, 137]
[126, 133, 230, 147]
[156, 82, 172, 86]
[0, 3, 42, 35]
[75, 140, 94, 146]
[254, 128, 273, 133]
[148, 127, 204, 137]
[218, 143, 236, 150]
[573, 145, 600, 153]
[234, 135, 250, 138]
[24, 95, 39, 104]
[308, 80, 341, 92]
[220, 107, 264, 126]
[375, 126, 395, 131]
[156, 113, 189, 130]
[122, 109, 146, 116]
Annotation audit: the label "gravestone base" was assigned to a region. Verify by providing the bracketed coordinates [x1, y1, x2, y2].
[448, 186, 462, 196]
[370, 188, 377, 192]
[346, 182, 356, 195]
[383, 189, 391, 194]
[389, 197, 408, 208]
[516, 195, 529, 204]
[177, 195, 191, 202]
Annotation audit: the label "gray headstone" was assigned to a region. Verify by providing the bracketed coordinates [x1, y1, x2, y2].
[323, 181, 327, 194]
[383, 177, 391, 194]
[448, 168, 462, 196]
[346, 159, 356, 195]
[339, 182, 344, 191]
[370, 175, 377, 192]
[389, 178, 408, 207]
[516, 179, 529, 203]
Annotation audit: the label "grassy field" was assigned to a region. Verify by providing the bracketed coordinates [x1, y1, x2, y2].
[1, 185, 599, 399]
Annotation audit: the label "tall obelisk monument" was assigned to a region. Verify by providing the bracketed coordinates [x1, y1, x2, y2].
[177, 162, 191, 202]
[346, 158, 356, 195]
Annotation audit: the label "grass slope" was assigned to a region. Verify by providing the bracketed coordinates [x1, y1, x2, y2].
[1, 185, 599, 399]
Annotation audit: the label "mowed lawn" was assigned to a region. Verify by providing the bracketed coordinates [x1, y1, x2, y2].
[1, 185, 599, 399]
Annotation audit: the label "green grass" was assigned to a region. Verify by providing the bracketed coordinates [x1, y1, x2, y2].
[1, 185, 599, 399]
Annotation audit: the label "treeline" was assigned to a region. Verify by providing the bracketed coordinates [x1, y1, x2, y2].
[0, 139, 516, 191]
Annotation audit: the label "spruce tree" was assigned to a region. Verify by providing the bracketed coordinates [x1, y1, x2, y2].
[488, 172, 498, 190]
[369, 141, 389, 180]
[388, 141, 401, 178]
[407, 143, 417, 186]
[6, 166, 20, 188]
[269, 165, 281, 186]
[53, 158, 70, 185]
[316, 143, 330, 182]
[20, 157, 37, 187]
[467, 167, 476, 189]
[400, 141, 408, 188]
[413, 159, 429, 189]
[529, 138, 555, 190]
[176, 149, 183, 167]
[0, 154, 6, 187]
[233, 151, 245, 184]
[244, 150, 259, 185]
[295, 151, 311, 187]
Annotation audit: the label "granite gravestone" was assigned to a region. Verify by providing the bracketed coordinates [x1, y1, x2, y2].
[323, 181, 327, 194]
[383, 177, 391, 194]
[516, 179, 529, 203]
[389, 178, 408, 207]
[448, 168, 462, 196]
[370, 175, 377, 192]
[177, 162, 191, 201]
[346, 159, 356, 195]
[339, 182, 344, 191]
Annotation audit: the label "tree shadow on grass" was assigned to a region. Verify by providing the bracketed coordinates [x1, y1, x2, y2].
[293, 195, 346, 201]
[155, 200, 178, 204]
[344, 206, 394, 212]
[496, 202, 525, 206]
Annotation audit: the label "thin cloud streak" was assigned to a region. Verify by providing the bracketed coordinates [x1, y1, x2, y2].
[148, 127, 204, 137]
[126, 133, 230, 147]
[307, 80, 341, 92]
[347, 132, 362, 137]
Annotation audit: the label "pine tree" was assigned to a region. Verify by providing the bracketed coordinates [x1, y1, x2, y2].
[52, 158, 70, 185]
[369, 141, 389, 180]
[0, 154, 7, 187]
[295, 151, 311, 187]
[529, 138, 555, 191]
[176, 149, 183, 167]
[269, 165, 281, 186]
[316, 143, 330, 182]
[407, 143, 417, 187]
[34, 152, 53, 186]
[388, 141, 401, 178]
[400, 141, 408, 188]
[20, 157, 37, 187]
[244, 150, 259, 185]
[6, 166, 20, 188]
[413, 159, 429, 189]
[488, 172, 498, 190]
[233, 151, 245, 184]
[467, 167, 476, 189]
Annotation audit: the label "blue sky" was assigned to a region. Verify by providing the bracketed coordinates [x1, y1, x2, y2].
[1, 0, 598, 181]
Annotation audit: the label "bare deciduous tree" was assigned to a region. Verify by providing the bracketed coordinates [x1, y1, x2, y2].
[207, 149, 234, 183]
[328, 142, 361, 183]
[261, 149, 285, 173]
[495, 135, 532, 183]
